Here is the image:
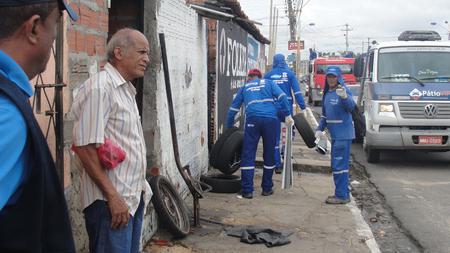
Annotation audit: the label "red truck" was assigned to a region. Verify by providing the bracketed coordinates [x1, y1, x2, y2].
[307, 57, 358, 105]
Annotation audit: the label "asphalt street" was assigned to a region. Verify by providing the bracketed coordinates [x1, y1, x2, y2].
[352, 146, 450, 253]
[311, 104, 450, 253]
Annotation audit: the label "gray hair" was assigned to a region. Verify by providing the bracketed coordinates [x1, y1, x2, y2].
[106, 28, 139, 62]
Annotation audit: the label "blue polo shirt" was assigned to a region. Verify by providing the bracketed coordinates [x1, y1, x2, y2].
[0, 50, 33, 211]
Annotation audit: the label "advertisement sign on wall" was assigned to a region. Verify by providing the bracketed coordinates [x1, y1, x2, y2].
[216, 21, 248, 133]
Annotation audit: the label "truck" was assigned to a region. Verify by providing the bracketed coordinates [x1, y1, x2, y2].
[308, 57, 358, 106]
[357, 30, 450, 163]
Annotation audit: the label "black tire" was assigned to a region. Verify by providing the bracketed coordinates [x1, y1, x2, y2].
[200, 174, 241, 193]
[149, 175, 190, 239]
[210, 127, 238, 168]
[366, 148, 380, 163]
[293, 113, 316, 148]
[352, 108, 365, 144]
[308, 93, 313, 104]
[215, 131, 244, 175]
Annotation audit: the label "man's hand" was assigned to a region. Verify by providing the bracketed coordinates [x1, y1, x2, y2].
[107, 194, 130, 229]
[336, 85, 348, 99]
[285, 115, 294, 126]
[315, 130, 324, 139]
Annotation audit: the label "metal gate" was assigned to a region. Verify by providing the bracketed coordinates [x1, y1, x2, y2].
[31, 22, 65, 185]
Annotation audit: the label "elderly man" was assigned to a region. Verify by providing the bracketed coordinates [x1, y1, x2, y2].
[72, 28, 152, 253]
[0, 0, 77, 252]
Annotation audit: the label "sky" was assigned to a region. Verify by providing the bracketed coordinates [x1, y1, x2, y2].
[239, 0, 450, 60]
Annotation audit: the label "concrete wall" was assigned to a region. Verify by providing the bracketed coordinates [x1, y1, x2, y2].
[149, 0, 209, 185]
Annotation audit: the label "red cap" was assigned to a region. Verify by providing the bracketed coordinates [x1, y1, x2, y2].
[248, 69, 262, 78]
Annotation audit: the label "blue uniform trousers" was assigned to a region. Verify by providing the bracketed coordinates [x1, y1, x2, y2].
[331, 139, 352, 200]
[240, 117, 278, 194]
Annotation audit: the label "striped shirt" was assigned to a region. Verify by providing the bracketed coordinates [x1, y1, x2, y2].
[71, 63, 152, 215]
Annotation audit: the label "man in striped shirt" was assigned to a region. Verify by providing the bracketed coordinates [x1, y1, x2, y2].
[72, 28, 152, 253]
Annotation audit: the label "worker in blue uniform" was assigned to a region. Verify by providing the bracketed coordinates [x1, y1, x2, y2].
[226, 69, 293, 199]
[316, 66, 355, 204]
[265, 53, 306, 174]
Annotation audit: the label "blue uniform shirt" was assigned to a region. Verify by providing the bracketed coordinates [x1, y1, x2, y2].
[265, 53, 306, 114]
[226, 78, 291, 128]
[317, 66, 355, 140]
[0, 50, 33, 210]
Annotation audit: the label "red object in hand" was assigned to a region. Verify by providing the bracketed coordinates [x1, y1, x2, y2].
[96, 138, 126, 170]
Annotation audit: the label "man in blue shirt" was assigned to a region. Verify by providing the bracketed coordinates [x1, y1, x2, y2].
[316, 66, 355, 204]
[0, 0, 78, 251]
[226, 69, 294, 199]
[265, 53, 306, 173]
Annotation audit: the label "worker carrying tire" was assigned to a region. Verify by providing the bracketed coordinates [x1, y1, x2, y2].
[316, 66, 355, 204]
[226, 69, 293, 199]
[265, 53, 306, 174]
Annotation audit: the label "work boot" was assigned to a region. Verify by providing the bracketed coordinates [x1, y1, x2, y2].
[325, 196, 350, 204]
[261, 189, 274, 196]
[242, 192, 253, 199]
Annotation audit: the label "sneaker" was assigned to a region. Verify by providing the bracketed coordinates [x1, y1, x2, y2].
[242, 192, 253, 199]
[325, 196, 350, 204]
[274, 167, 283, 174]
[261, 189, 274, 196]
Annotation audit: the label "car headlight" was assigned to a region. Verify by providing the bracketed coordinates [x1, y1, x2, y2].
[379, 103, 394, 112]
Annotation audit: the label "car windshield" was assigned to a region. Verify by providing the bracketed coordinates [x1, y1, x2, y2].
[316, 64, 353, 74]
[378, 47, 450, 83]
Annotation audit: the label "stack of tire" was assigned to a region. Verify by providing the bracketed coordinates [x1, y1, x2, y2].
[202, 113, 317, 193]
[201, 127, 243, 194]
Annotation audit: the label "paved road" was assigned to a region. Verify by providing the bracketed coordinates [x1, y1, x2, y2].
[351, 146, 450, 253]
[310, 104, 450, 253]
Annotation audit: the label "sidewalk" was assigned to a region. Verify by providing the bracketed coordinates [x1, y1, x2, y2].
[146, 171, 371, 253]
[145, 109, 376, 253]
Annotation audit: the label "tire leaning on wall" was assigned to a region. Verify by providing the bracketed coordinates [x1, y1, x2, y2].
[215, 130, 244, 175]
[149, 175, 190, 239]
[210, 127, 238, 168]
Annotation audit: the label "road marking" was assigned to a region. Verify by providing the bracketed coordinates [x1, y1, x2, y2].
[348, 195, 382, 253]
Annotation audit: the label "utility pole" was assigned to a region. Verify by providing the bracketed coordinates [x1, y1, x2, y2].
[286, 0, 297, 41]
[268, 0, 273, 66]
[341, 23, 353, 53]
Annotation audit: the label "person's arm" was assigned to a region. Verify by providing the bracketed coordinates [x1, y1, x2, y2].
[270, 81, 290, 117]
[0, 99, 27, 210]
[75, 145, 129, 229]
[226, 88, 244, 128]
[72, 86, 129, 229]
[317, 102, 327, 132]
[290, 73, 306, 110]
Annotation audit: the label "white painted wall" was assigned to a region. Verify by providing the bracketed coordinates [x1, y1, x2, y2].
[155, 0, 209, 189]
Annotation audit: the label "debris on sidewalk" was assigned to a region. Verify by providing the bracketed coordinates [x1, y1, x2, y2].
[226, 226, 294, 247]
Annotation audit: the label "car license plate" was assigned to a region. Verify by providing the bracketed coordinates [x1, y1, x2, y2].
[418, 136, 442, 144]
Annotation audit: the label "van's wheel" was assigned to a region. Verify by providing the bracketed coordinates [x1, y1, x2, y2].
[366, 149, 380, 163]
[364, 136, 380, 163]
[149, 175, 190, 239]
[352, 108, 365, 143]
